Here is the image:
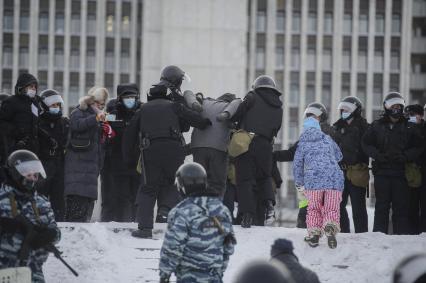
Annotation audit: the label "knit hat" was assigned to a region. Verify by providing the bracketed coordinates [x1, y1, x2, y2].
[117, 83, 139, 98]
[271, 238, 298, 261]
[234, 260, 295, 283]
[404, 104, 424, 116]
[79, 86, 109, 110]
[14, 73, 38, 95]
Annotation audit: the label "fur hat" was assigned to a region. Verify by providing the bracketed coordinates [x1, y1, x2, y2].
[79, 86, 109, 110]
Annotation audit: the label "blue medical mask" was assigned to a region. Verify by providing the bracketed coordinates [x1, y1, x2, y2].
[303, 117, 321, 131]
[123, 97, 136, 109]
[408, 116, 417, 123]
[341, 112, 351, 120]
[49, 107, 61, 115]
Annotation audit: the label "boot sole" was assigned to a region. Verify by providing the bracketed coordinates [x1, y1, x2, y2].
[327, 235, 337, 249]
[304, 237, 319, 248]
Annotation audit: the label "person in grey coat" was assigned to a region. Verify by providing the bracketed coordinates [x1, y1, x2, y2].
[64, 87, 111, 222]
[190, 93, 241, 197]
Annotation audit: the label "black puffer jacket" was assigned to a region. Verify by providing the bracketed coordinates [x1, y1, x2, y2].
[362, 115, 424, 176]
[332, 116, 369, 166]
[38, 112, 69, 161]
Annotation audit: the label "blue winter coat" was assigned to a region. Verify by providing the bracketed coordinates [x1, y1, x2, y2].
[293, 127, 344, 191]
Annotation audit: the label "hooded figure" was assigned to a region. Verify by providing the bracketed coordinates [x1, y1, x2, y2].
[0, 73, 40, 155]
[64, 87, 110, 222]
[100, 83, 142, 222]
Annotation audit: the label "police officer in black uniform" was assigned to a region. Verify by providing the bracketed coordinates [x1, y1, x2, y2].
[123, 66, 211, 238]
[332, 96, 369, 233]
[36, 89, 69, 221]
[232, 75, 283, 228]
[0, 73, 40, 155]
[362, 92, 424, 234]
[101, 83, 142, 222]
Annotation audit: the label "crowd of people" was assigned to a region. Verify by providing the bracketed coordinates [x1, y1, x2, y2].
[0, 66, 425, 282]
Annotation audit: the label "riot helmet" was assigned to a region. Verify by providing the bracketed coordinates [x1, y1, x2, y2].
[40, 89, 64, 116]
[6, 150, 46, 192]
[159, 65, 189, 90]
[383, 92, 405, 119]
[175, 162, 207, 197]
[338, 96, 363, 120]
[252, 75, 277, 90]
[304, 102, 328, 123]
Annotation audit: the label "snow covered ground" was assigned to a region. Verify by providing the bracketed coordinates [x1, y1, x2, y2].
[44, 222, 426, 283]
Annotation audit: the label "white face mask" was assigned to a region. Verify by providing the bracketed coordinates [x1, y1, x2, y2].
[408, 116, 417, 123]
[26, 89, 37, 98]
[341, 112, 351, 120]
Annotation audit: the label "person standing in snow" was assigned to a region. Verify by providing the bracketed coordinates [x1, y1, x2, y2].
[293, 116, 344, 248]
[0, 150, 61, 282]
[362, 92, 423, 235]
[190, 92, 241, 198]
[101, 83, 141, 222]
[64, 87, 113, 222]
[159, 162, 235, 283]
[231, 75, 283, 228]
[36, 90, 69, 222]
[331, 96, 369, 233]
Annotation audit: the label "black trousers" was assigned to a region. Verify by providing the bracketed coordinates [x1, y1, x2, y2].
[136, 140, 184, 229]
[192, 148, 228, 197]
[38, 159, 65, 221]
[340, 178, 368, 233]
[373, 175, 410, 235]
[101, 171, 140, 222]
[223, 181, 237, 220]
[235, 137, 274, 217]
[65, 195, 95, 222]
[408, 187, 421, 235]
[421, 182, 426, 233]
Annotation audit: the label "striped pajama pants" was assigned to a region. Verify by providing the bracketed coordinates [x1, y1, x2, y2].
[304, 190, 342, 234]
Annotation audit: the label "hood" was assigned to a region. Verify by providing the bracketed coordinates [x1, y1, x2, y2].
[299, 127, 326, 143]
[15, 73, 38, 95]
[256, 88, 282, 108]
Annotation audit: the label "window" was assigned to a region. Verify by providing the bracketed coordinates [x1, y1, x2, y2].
[359, 14, 368, 33]
[120, 51, 130, 73]
[276, 47, 284, 69]
[306, 49, 316, 70]
[292, 12, 301, 32]
[324, 12, 333, 33]
[308, 12, 317, 33]
[256, 47, 265, 70]
[86, 50, 96, 71]
[390, 74, 399, 91]
[55, 13, 65, 33]
[256, 11, 266, 32]
[290, 84, 299, 105]
[342, 50, 351, 70]
[375, 14, 385, 33]
[306, 86, 315, 104]
[391, 51, 400, 70]
[343, 14, 352, 34]
[122, 2, 131, 36]
[38, 48, 48, 68]
[70, 49, 80, 69]
[3, 10, 13, 30]
[20, 11, 30, 32]
[3, 46, 13, 67]
[291, 48, 300, 69]
[358, 50, 367, 71]
[392, 14, 401, 34]
[71, 14, 81, 34]
[39, 12, 49, 32]
[374, 50, 383, 71]
[322, 49, 332, 70]
[19, 47, 29, 68]
[105, 51, 115, 71]
[341, 73, 350, 98]
[373, 74, 383, 106]
[276, 11, 285, 33]
[54, 49, 64, 68]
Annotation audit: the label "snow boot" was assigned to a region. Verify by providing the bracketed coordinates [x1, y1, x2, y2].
[304, 234, 320, 247]
[265, 200, 276, 226]
[241, 213, 253, 228]
[131, 228, 153, 239]
[155, 214, 168, 223]
[324, 223, 338, 249]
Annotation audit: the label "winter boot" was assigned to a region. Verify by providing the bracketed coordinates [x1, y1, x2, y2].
[296, 207, 307, 228]
[131, 228, 153, 239]
[265, 200, 276, 226]
[155, 214, 168, 223]
[304, 234, 320, 248]
[241, 213, 253, 228]
[324, 223, 338, 249]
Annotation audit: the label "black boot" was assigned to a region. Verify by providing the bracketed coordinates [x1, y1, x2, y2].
[241, 213, 253, 228]
[296, 207, 307, 228]
[265, 200, 276, 225]
[131, 227, 153, 239]
[304, 234, 320, 247]
[156, 214, 168, 223]
[324, 223, 338, 249]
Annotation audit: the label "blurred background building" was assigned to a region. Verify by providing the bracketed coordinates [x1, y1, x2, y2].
[1, 0, 426, 220]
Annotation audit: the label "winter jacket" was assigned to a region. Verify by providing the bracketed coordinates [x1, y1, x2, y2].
[293, 127, 344, 191]
[0, 94, 40, 154]
[191, 98, 241, 152]
[362, 115, 424, 176]
[104, 98, 141, 175]
[0, 182, 60, 283]
[38, 112, 69, 161]
[64, 104, 104, 200]
[332, 116, 369, 166]
[232, 88, 283, 141]
[159, 196, 235, 281]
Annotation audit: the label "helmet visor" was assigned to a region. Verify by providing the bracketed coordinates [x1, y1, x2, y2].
[15, 160, 46, 179]
[384, 97, 405, 109]
[303, 107, 323, 118]
[180, 73, 192, 92]
[338, 101, 357, 113]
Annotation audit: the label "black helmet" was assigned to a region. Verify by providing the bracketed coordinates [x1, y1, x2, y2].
[39, 89, 64, 113]
[0, 93, 10, 107]
[384, 92, 405, 109]
[338, 96, 363, 118]
[392, 254, 426, 283]
[6, 150, 46, 192]
[175, 162, 207, 197]
[304, 102, 328, 122]
[252, 75, 277, 90]
[160, 65, 186, 89]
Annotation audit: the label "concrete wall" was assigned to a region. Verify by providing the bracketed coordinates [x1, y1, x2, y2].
[141, 0, 248, 100]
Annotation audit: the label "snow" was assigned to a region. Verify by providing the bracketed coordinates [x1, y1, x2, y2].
[44, 222, 426, 283]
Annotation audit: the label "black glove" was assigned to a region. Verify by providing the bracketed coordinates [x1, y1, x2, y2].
[0, 217, 24, 234]
[160, 275, 170, 283]
[30, 226, 58, 249]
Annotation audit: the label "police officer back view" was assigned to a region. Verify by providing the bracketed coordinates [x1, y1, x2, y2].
[332, 96, 369, 233]
[123, 66, 211, 238]
[232, 75, 283, 228]
[362, 92, 424, 234]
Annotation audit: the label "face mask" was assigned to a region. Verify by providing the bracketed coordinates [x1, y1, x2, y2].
[26, 89, 36, 98]
[49, 107, 61, 115]
[341, 112, 351, 120]
[123, 98, 136, 109]
[21, 177, 37, 191]
[408, 116, 417, 123]
[388, 107, 403, 119]
[303, 117, 321, 131]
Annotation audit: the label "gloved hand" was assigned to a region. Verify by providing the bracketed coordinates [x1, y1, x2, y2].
[102, 122, 116, 139]
[30, 226, 58, 249]
[159, 275, 170, 283]
[216, 112, 230, 122]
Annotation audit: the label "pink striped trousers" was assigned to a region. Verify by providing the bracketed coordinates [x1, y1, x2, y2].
[304, 190, 342, 233]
